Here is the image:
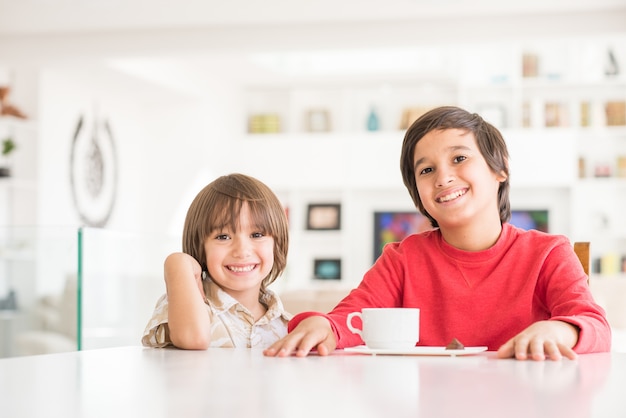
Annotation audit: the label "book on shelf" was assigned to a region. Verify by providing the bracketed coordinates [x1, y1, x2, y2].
[605, 101, 626, 126]
[399, 106, 432, 130]
[617, 156, 626, 178]
[580, 101, 591, 127]
[544, 102, 568, 127]
[248, 114, 281, 134]
[522, 53, 539, 78]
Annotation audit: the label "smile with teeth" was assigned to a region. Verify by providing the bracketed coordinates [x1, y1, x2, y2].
[227, 264, 256, 273]
[437, 189, 467, 203]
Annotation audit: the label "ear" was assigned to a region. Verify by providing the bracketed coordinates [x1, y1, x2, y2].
[497, 158, 509, 182]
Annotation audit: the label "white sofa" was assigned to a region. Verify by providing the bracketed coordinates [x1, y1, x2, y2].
[14, 276, 77, 356]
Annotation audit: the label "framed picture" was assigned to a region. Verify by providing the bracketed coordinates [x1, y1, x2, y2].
[313, 258, 341, 280]
[306, 203, 341, 231]
[306, 109, 331, 132]
[373, 211, 433, 262]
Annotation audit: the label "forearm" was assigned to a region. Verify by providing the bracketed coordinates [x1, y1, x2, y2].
[164, 253, 211, 349]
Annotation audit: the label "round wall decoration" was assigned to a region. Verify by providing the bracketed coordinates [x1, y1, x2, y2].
[69, 112, 118, 227]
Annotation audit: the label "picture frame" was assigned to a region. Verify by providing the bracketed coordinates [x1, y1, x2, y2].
[306, 203, 341, 231]
[305, 109, 331, 132]
[313, 258, 342, 280]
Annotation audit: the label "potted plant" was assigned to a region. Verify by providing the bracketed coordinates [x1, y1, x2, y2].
[0, 136, 16, 177]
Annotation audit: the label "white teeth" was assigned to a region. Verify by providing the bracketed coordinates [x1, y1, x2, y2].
[438, 190, 466, 203]
[228, 265, 255, 272]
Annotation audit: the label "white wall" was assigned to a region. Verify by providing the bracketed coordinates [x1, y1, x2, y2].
[14, 63, 242, 308]
[38, 64, 239, 236]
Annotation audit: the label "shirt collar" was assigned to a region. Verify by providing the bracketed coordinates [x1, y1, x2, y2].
[203, 278, 292, 322]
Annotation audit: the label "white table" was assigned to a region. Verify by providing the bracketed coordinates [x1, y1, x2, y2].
[1, 346, 625, 418]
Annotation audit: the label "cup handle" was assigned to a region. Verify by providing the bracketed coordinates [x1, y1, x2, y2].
[346, 312, 363, 338]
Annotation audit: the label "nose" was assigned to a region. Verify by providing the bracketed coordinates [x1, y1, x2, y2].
[231, 236, 252, 258]
[435, 166, 455, 187]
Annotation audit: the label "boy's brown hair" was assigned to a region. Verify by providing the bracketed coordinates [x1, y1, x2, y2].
[182, 173, 289, 291]
[400, 106, 510, 228]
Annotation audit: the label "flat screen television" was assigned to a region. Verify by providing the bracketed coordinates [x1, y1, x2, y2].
[509, 209, 549, 233]
[373, 211, 432, 262]
[373, 209, 549, 263]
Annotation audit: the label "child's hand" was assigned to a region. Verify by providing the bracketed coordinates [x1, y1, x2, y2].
[263, 316, 337, 357]
[496, 320, 579, 361]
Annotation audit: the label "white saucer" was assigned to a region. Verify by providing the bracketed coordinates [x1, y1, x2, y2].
[344, 345, 488, 356]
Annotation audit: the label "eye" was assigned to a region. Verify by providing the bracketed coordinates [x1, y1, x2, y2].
[453, 155, 467, 163]
[251, 232, 265, 239]
[418, 167, 433, 175]
[215, 233, 230, 241]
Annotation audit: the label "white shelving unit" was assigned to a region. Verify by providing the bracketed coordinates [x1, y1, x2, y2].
[240, 38, 626, 289]
[0, 116, 38, 304]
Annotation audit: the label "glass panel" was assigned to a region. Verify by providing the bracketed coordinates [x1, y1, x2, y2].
[79, 227, 179, 350]
[0, 226, 79, 358]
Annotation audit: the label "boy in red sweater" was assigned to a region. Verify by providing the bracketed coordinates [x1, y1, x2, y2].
[264, 106, 611, 361]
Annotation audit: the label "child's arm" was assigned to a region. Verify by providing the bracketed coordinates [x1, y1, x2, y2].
[164, 252, 211, 349]
[496, 320, 579, 361]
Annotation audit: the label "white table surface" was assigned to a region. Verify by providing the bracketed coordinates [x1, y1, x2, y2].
[1, 346, 625, 418]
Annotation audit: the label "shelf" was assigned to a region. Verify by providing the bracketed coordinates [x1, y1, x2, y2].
[0, 178, 37, 190]
[0, 116, 37, 130]
[239, 38, 626, 289]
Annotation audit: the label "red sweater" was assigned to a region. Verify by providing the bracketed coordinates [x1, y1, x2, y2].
[290, 223, 611, 352]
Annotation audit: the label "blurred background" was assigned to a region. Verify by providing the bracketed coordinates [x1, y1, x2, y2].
[1, 0, 626, 356]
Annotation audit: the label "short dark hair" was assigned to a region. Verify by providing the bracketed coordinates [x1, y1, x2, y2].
[182, 173, 289, 291]
[400, 106, 510, 228]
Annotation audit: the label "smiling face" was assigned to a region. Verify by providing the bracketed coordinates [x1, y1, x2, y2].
[412, 128, 506, 232]
[203, 203, 275, 301]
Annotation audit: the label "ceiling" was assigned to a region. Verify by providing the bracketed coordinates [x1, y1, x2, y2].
[1, 0, 626, 35]
[1, 0, 625, 98]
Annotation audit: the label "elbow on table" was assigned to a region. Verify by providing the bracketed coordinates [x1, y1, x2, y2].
[170, 330, 211, 350]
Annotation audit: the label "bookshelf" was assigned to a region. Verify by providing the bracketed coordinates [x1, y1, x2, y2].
[239, 37, 626, 289]
[0, 117, 38, 303]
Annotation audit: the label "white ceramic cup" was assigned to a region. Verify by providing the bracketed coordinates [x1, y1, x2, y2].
[346, 308, 420, 349]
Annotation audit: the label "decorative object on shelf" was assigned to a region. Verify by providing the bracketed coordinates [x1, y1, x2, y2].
[0, 289, 18, 310]
[306, 203, 341, 231]
[0, 136, 16, 177]
[601, 252, 620, 275]
[605, 48, 620, 77]
[70, 107, 118, 227]
[305, 109, 331, 132]
[313, 258, 341, 280]
[578, 157, 586, 179]
[580, 101, 591, 127]
[366, 107, 380, 131]
[544, 102, 568, 127]
[522, 52, 539, 78]
[593, 163, 612, 178]
[0, 86, 27, 119]
[605, 101, 626, 126]
[248, 113, 281, 133]
[617, 156, 626, 178]
[591, 253, 626, 274]
[399, 106, 432, 130]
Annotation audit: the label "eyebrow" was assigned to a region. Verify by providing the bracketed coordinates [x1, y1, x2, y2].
[413, 145, 473, 171]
